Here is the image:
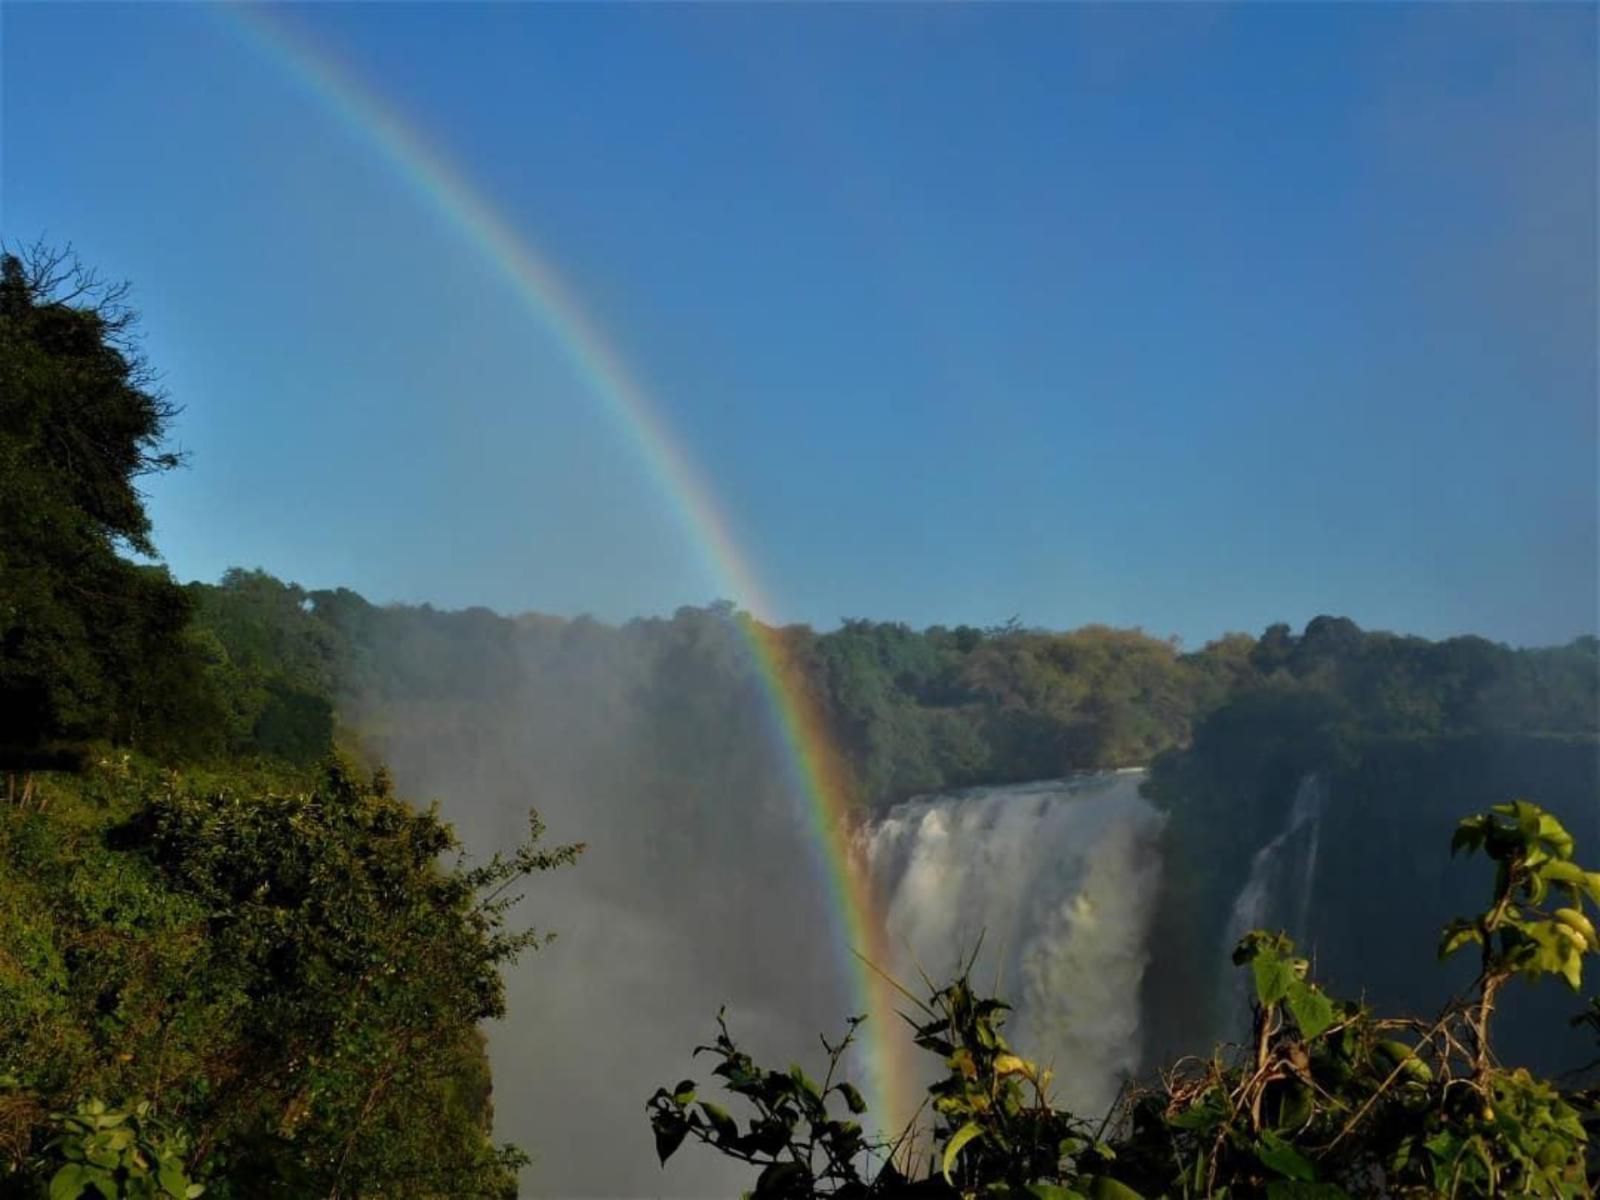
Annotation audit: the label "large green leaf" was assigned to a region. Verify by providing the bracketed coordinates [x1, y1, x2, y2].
[83, 1140, 119, 1170]
[698, 1101, 737, 1142]
[1537, 811, 1575, 860]
[1167, 1098, 1225, 1132]
[1266, 1183, 1351, 1199]
[942, 1120, 985, 1184]
[1026, 1184, 1086, 1200]
[754, 1160, 809, 1198]
[50, 1165, 92, 1200]
[159, 1159, 191, 1199]
[1085, 1175, 1144, 1200]
[1285, 980, 1336, 1040]
[652, 1113, 689, 1165]
[1541, 861, 1600, 904]
[1255, 1130, 1317, 1181]
[49, 1165, 114, 1200]
[1253, 950, 1296, 1007]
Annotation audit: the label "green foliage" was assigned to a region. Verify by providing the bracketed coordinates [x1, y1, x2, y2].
[1443, 802, 1600, 993]
[652, 800, 1596, 1198]
[0, 244, 223, 765]
[183, 571, 344, 764]
[647, 1012, 876, 1198]
[0, 756, 579, 1197]
[904, 975, 1120, 1200]
[41, 1097, 201, 1200]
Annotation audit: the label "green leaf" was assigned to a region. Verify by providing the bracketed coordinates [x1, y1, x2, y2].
[788, 1065, 822, 1105]
[754, 1160, 809, 1198]
[1560, 951, 1583, 990]
[159, 1159, 190, 1199]
[1252, 949, 1295, 1008]
[84, 1140, 119, 1169]
[942, 1120, 985, 1184]
[1256, 1130, 1318, 1181]
[1027, 1185, 1086, 1200]
[1285, 980, 1336, 1040]
[1537, 811, 1575, 860]
[1274, 1082, 1315, 1131]
[1542, 862, 1600, 906]
[743, 1117, 791, 1155]
[652, 1113, 689, 1165]
[698, 1101, 738, 1142]
[1168, 1102, 1224, 1132]
[835, 1081, 868, 1114]
[51, 1164, 94, 1200]
[1085, 1176, 1145, 1200]
[1451, 819, 1485, 857]
[50, 1165, 117, 1200]
[1438, 921, 1482, 959]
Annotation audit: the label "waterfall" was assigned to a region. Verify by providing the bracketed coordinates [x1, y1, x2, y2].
[1217, 773, 1328, 1028]
[857, 771, 1165, 1118]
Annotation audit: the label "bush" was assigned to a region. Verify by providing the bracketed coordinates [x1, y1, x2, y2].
[0, 756, 580, 1198]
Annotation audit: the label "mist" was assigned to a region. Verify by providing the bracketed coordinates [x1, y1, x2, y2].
[342, 607, 854, 1196]
[320, 596, 1600, 1195]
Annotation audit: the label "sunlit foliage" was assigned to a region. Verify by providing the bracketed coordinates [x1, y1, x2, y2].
[0, 756, 579, 1198]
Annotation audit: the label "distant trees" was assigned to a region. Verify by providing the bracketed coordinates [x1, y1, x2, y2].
[178, 568, 1600, 813]
[187, 570, 341, 763]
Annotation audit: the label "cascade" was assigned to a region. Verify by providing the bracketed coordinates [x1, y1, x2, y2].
[1217, 773, 1328, 1028]
[857, 772, 1165, 1117]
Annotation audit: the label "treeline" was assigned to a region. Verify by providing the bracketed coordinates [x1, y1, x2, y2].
[175, 572, 1597, 811]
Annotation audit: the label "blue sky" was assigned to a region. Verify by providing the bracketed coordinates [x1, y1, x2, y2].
[4, 3, 1595, 646]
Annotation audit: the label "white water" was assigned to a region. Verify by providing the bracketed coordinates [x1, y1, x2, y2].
[1218, 773, 1327, 1026]
[857, 771, 1165, 1117]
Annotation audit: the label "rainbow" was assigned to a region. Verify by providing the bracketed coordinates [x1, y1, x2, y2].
[211, 4, 917, 1145]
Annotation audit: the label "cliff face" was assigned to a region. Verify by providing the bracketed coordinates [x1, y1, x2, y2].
[1142, 732, 1600, 1076]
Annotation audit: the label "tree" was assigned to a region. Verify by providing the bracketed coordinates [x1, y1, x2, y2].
[0, 243, 205, 768]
